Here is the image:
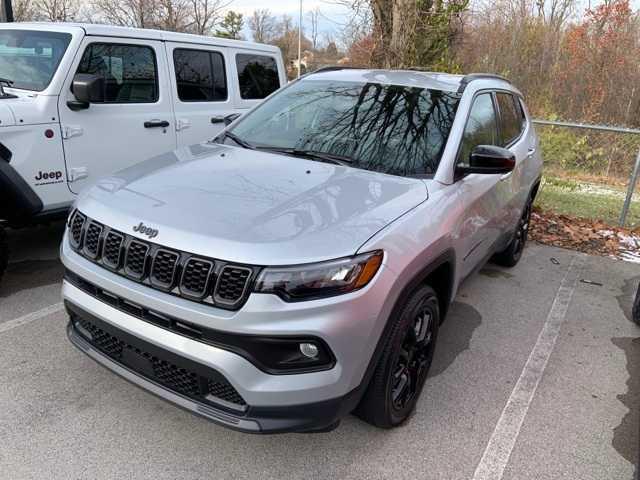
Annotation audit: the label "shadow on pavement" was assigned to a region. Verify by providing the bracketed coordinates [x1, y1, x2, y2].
[430, 301, 482, 378]
[1, 222, 65, 298]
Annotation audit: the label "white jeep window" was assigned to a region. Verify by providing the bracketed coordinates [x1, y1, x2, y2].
[0, 30, 71, 91]
[76, 43, 158, 103]
[236, 54, 280, 100]
[458, 93, 499, 166]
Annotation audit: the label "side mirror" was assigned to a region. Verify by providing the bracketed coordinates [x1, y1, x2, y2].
[457, 145, 515, 176]
[211, 113, 242, 126]
[67, 74, 104, 111]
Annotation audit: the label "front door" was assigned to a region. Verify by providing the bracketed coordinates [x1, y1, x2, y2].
[59, 37, 176, 194]
[454, 92, 506, 278]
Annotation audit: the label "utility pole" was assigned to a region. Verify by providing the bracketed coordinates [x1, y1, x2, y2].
[297, 0, 302, 78]
[1, 0, 13, 22]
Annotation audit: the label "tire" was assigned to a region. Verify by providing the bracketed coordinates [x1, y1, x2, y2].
[0, 225, 8, 284]
[493, 197, 532, 268]
[355, 284, 440, 428]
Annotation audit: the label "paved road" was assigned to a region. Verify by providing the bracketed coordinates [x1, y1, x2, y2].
[0, 222, 638, 480]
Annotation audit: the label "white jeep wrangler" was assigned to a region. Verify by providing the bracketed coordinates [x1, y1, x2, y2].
[0, 22, 285, 282]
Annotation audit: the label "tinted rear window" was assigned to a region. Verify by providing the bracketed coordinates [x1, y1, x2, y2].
[236, 54, 280, 100]
[496, 92, 523, 145]
[173, 49, 227, 102]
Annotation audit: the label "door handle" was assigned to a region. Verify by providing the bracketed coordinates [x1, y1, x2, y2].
[144, 120, 170, 128]
[527, 147, 536, 157]
[210, 116, 226, 124]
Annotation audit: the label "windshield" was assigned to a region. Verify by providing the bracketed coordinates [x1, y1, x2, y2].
[0, 30, 72, 91]
[230, 79, 460, 176]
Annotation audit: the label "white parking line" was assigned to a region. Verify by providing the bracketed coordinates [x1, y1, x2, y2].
[472, 254, 585, 480]
[0, 302, 64, 335]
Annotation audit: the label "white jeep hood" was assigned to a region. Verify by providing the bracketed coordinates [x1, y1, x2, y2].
[0, 91, 60, 127]
[77, 143, 428, 265]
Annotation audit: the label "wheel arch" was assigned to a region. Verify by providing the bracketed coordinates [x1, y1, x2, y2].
[350, 249, 457, 411]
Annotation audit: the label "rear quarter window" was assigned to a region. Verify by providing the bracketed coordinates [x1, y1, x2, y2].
[496, 92, 524, 146]
[236, 54, 280, 100]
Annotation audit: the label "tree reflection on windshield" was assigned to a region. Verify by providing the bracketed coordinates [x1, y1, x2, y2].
[232, 80, 460, 177]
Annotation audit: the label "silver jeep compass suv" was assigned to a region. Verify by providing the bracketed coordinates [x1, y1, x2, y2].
[61, 68, 542, 433]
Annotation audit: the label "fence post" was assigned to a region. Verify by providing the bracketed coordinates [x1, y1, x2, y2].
[620, 146, 640, 227]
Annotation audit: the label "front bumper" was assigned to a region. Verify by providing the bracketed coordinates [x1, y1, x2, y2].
[66, 301, 359, 433]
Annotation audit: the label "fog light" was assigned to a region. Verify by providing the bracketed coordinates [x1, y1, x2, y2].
[300, 342, 319, 359]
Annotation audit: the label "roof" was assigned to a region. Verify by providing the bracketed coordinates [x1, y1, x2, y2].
[9, 22, 280, 54]
[302, 68, 515, 94]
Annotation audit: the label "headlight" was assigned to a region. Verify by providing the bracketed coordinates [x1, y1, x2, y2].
[254, 250, 383, 301]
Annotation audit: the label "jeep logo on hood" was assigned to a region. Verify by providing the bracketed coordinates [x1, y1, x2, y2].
[133, 222, 159, 239]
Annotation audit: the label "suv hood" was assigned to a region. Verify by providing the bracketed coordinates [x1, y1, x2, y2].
[77, 144, 428, 265]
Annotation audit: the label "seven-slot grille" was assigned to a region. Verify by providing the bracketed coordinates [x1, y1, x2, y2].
[73, 314, 247, 409]
[67, 211, 255, 310]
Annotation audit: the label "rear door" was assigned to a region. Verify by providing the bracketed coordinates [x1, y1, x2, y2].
[494, 91, 530, 231]
[59, 37, 176, 194]
[167, 43, 236, 146]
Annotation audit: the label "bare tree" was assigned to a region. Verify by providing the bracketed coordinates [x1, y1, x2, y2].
[92, 0, 159, 28]
[188, 0, 231, 35]
[13, 0, 37, 21]
[156, 0, 190, 31]
[249, 9, 276, 43]
[308, 7, 320, 49]
[34, 0, 81, 21]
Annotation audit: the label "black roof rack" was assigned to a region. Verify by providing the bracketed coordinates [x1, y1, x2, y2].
[457, 73, 511, 93]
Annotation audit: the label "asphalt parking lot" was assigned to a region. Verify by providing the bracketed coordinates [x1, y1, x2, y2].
[0, 222, 638, 480]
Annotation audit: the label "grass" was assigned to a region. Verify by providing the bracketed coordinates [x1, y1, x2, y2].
[534, 176, 640, 228]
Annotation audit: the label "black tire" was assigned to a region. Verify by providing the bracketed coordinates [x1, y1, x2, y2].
[355, 284, 440, 428]
[0, 225, 8, 284]
[493, 197, 532, 268]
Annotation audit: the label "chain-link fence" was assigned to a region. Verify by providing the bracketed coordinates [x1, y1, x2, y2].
[532, 120, 640, 228]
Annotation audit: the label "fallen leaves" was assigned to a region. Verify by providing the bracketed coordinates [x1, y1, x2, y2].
[529, 207, 640, 262]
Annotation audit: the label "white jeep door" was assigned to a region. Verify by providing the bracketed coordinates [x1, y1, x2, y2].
[59, 37, 176, 194]
[167, 43, 237, 146]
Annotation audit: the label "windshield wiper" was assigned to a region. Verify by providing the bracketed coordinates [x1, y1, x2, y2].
[218, 131, 255, 150]
[258, 147, 354, 167]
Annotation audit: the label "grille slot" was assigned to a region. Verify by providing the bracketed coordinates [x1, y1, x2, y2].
[72, 315, 247, 409]
[124, 240, 149, 280]
[150, 249, 179, 289]
[180, 258, 214, 298]
[69, 212, 86, 248]
[102, 231, 124, 269]
[215, 266, 252, 305]
[83, 222, 103, 259]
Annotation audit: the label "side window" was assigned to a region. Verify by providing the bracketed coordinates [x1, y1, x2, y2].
[496, 92, 523, 146]
[173, 49, 227, 102]
[76, 43, 158, 103]
[236, 54, 280, 100]
[458, 93, 498, 166]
